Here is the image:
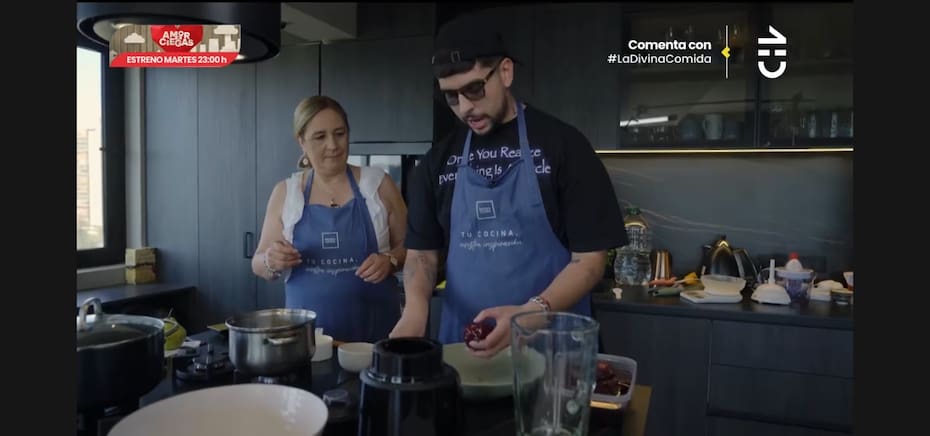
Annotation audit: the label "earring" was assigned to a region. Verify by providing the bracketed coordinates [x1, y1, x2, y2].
[298, 154, 311, 168]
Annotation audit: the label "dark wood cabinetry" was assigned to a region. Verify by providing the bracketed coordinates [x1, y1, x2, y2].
[597, 308, 853, 436]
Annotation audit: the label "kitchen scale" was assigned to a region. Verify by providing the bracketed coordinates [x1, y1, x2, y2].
[681, 273, 745, 304]
[680, 289, 742, 304]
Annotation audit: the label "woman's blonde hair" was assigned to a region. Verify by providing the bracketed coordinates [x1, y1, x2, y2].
[294, 96, 350, 168]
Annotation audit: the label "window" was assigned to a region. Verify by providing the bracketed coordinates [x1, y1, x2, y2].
[348, 155, 404, 190]
[77, 41, 125, 268]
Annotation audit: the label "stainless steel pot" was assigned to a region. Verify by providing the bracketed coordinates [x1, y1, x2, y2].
[225, 309, 316, 376]
[76, 298, 165, 412]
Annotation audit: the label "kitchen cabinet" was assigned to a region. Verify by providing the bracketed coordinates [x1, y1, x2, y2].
[433, 2, 853, 150]
[708, 321, 854, 433]
[708, 417, 850, 436]
[255, 45, 321, 310]
[196, 64, 258, 326]
[757, 3, 853, 148]
[321, 36, 434, 143]
[616, 3, 757, 150]
[145, 69, 200, 291]
[533, 3, 623, 150]
[595, 307, 853, 436]
[356, 2, 435, 40]
[598, 312, 712, 436]
[146, 45, 321, 330]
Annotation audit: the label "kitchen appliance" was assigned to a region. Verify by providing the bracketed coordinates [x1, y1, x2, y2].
[77, 297, 165, 435]
[751, 259, 791, 305]
[699, 235, 758, 287]
[358, 337, 463, 436]
[108, 384, 329, 436]
[680, 274, 747, 304]
[225, 308, 316, 376]
[757, 254, 817, 302]
[680, 289, 742, 304]
[701, 274, 746, 296]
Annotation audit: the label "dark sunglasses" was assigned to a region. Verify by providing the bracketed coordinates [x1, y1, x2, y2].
[440, 61, 501, 106]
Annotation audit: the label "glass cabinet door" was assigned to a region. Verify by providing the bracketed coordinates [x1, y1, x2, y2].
[616, 3, 756, 149]
[758, 3, 853, 148]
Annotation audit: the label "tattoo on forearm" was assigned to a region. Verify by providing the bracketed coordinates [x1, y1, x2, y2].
[421, 253, 437, 285]
[406, 252, 438, 286]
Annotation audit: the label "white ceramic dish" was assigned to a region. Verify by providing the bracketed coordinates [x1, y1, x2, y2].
[109, 384, 328, 436]
[442, 342, 546, 401]
[338, 342, 374, 372]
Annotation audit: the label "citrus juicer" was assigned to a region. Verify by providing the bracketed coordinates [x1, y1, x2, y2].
[751, 259, 791, 305]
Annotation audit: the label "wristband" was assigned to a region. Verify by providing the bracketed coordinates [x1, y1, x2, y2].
[529, 295, 551, 312]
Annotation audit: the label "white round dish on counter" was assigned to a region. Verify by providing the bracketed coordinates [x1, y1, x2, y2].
[701, 274, 746, 296]
[338, 342, 374, 372]
[109, 384, 328, 436]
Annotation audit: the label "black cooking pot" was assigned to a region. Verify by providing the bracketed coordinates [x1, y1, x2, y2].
[76, 298, 165, 412]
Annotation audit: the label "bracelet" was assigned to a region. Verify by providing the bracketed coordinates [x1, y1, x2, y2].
[263, 252, 282, 280]
[529, 295, 551, 312]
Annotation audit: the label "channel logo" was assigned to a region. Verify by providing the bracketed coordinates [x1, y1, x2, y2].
[757, 25, 788, 79]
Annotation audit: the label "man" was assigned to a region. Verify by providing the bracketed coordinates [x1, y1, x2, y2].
[390, 16, 628, 358]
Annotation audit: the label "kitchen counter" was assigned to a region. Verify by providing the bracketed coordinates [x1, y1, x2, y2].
[592, 284, 853, 330]
[76, 283, 194, 309]
[140, 331, 651, 436]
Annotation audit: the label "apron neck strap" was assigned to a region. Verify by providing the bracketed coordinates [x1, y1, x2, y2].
[304, 166, 362, 202]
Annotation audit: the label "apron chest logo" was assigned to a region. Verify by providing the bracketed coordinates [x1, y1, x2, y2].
[321, 232, 340, 249]
[475, 200, 497, 220]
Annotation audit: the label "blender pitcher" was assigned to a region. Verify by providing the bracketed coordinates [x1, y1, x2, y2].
[510, 312, 600, 436]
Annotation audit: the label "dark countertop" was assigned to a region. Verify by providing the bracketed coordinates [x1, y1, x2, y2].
[591, 284, 853, 330]
[76, 283, 195, 309]
[139, 331, 650, 436]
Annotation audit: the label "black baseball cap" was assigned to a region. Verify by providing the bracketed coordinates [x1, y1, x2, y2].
[431, 15, 519, 67]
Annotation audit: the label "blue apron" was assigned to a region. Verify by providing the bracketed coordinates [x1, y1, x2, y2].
[286, 167, 401, 343]
[439, 103, 591, 344]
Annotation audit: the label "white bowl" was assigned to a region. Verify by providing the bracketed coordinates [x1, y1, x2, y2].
[109, 384, 327, 436]
[338, 342, 374, 372]
[701, 274, 746, 296]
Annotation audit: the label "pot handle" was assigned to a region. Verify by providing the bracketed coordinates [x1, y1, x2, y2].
[266, 336, 298, 346]
[78, 297, 104, 332]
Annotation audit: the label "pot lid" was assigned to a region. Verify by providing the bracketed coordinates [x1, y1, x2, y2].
[76, 298, 163, 350]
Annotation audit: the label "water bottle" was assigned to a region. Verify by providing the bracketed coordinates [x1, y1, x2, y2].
[613, 207, 653, 286]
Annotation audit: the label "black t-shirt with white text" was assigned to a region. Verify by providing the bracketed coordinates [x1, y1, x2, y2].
[405, 105, 629, 260]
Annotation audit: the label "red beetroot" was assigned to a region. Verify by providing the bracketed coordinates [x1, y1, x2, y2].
[463, 320, 494, 349]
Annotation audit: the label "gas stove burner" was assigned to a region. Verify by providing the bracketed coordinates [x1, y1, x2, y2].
[234, 365, 313, 388]
[174, 344, 235, 384]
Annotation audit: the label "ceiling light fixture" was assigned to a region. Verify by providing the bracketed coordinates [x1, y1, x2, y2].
[77, 2, 281, 63]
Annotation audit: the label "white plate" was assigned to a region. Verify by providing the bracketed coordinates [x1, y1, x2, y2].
[109, 384, 328, 436]
[443, 342, 547, 401]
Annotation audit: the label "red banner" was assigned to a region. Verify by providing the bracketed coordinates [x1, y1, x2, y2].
[110, 52, 237, 68]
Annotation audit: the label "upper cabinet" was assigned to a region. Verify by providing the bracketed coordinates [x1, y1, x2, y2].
[617, 3, 756, 150]
[321, 36, 434, 143]
[433, 2, 853, 151]
[758, 3, 853, 148]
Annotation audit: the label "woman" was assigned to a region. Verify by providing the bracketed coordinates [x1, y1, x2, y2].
[252, 95, 407, 343]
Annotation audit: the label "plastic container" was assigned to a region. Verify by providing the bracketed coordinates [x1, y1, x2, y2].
[614, 207, 653, 286]
[591, 353, 637, 411]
